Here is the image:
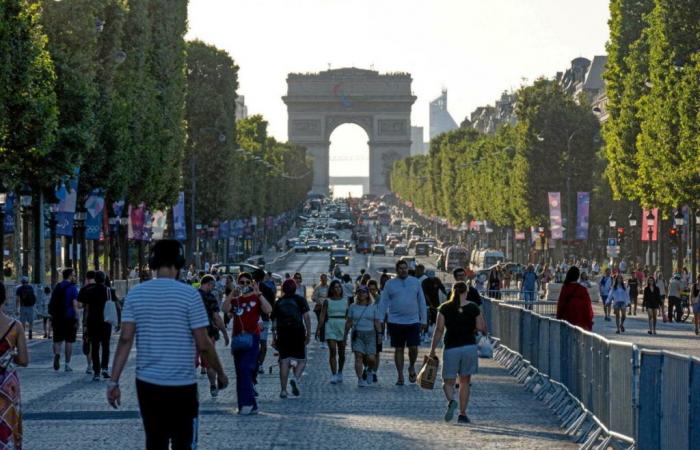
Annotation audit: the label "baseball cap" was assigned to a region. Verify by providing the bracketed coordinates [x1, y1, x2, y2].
[20, 276, 29, 284]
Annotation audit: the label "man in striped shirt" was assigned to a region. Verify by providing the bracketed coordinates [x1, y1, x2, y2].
[108, 240, 228, 449]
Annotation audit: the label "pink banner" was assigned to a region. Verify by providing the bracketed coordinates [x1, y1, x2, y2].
[641, 208, 659, 241]
[548, 192, 563, 240]
[515, 230, 526, 240]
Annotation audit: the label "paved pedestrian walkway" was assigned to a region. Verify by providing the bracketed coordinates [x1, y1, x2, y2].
[19, 330, 574, 449]
[591, 302, 700, 358]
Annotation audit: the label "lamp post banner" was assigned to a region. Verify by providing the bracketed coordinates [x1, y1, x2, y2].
[548, 192, 563, 240]
[3, 193, 15, 234]
[641, 208, 659, 241]
[56, 169, 80, 237]
[173, 192, 186, 241]
[128, 203, 146, 241]
[85, 189, 105, 240]
[575, 192, 590, 240]
[151, 210, 166, 240]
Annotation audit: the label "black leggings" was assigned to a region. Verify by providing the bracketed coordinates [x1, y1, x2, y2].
[89, 323, 111, 374]
[136, 380, 199, 450]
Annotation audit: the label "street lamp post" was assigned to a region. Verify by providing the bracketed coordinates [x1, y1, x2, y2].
[693, 209, 700, 278]
[0, 185, 6, 280]
[74, 208, 87, 282]
[47, 191, 60, 286]
[19, 185, 32, 278]
[108, 211, 118, 280]
[608, 212, 617, 266]
[646, 210, 655, 267]
[628, 211, 638, 265]
[674, 209, 685, 272]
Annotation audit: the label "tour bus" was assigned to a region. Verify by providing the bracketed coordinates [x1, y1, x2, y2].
[445, 246, 470, 272]
[470, 249, 505, 270]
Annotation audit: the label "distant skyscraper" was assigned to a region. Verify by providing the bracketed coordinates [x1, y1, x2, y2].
[429, 89, 458, 139]
[235, 95, 248, 121]
[410, 126, 427, 155]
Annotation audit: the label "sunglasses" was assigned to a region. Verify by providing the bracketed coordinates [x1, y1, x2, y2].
[239, 280, 252, 286]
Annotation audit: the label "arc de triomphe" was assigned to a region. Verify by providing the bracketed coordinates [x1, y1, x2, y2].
[283, 68, 416, 195]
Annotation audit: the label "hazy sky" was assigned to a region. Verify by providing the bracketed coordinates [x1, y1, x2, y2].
[187, 0, 610, 191]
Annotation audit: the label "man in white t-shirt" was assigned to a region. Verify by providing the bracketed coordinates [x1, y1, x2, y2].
[108, 240, 228, 449]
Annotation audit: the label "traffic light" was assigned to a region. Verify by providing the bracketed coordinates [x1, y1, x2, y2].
[617, 227, 625, 244]
[669, 227, 679, 245]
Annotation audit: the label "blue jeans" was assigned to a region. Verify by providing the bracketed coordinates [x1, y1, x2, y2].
[232, 334, 260, 410]
[522, 290, 535, 304]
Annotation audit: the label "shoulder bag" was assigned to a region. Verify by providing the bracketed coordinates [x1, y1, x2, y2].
[103, 287, 119, 327]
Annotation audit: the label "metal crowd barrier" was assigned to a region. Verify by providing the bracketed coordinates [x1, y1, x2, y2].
[484, 294, 700, 449]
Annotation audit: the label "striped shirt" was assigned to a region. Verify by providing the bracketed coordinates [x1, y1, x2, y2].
[122, 278, 209, 386]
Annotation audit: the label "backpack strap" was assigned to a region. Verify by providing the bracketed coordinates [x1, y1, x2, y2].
[0, 321, 16, 343]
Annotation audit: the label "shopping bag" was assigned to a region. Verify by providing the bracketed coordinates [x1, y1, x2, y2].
[477, 335, 493, 359]
[417, 355, 439, 390]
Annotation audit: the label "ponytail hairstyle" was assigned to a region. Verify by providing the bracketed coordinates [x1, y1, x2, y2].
[448, 281, 468, 306]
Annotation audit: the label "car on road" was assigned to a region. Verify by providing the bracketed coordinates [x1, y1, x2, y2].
[320, 240, 334, 251]
[306, 239, 321, 251]
[414, 242, 430, 256]
[393, 244, 408, 256]
[210, 263, 283, 285]
[330, 248, 350, 266]
[294, 243, 308, 253]
[372, 244, 386, 255]
[245, 255, 266, 268]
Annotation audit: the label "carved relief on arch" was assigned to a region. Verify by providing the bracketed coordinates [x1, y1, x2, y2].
[378, 119, 408, 136]
[290, 119, 322, 137]
[325, 115, 373, 139]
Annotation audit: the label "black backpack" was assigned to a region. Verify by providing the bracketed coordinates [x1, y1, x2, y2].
[18, 285, 37, 307]
[48, 283, 66, 319]
[275, 297, 303, 329]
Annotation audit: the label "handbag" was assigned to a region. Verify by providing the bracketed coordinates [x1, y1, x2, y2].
[103, 288, 118, 327]
[351, 304, 370, 342]
[477, 335, 493, 358]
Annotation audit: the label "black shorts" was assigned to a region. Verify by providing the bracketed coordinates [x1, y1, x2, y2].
[53, 319, 78, 343]
[136, 379, 198, 450]
[387, 322, 421, 348]
[276, 328, 306, 361]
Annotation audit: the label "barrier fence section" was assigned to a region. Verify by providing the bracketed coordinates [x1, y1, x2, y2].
[2, 279, 140, 316]
[481, 296, 700, 448]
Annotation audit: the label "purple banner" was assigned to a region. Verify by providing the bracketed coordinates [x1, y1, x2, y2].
[85, 189, 105, 240]
[173, 192, 186, 241]
[575, 192, 590, 240]
[548, 192, 563, 240]
[218, 221, 230, 239]
[56, 169, 80, 237]
[3, 193, 15, 234]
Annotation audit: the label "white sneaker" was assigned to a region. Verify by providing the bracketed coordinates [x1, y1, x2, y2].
[358, 378, 367, 388]
[336, 372, 343, 383]
[320, 342, 327, 349]
[64, 365, 73, 372]
[238, 405, 256, 415]
[330, 374, 338, 384]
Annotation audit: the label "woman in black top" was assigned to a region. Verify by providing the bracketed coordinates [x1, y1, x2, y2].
[642, 276, 662, 335]
[429, 282, 487, 425]
[627, 276, 639, 316]
[487, 269, 501, 299]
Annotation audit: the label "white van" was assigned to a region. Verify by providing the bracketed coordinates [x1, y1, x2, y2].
[470, 249, 505, 270]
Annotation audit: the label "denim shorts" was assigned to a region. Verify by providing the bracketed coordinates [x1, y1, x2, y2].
[442, 344, 478, 379]
[259, 321, 271, 342]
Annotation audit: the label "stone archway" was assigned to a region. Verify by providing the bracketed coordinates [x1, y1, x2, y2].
[283, 68, 416, 195]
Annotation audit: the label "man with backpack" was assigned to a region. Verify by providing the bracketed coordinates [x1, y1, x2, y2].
[15, 276, 36, 339]
[271, 279, 311, 398]
[197, 275, 229, 397]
